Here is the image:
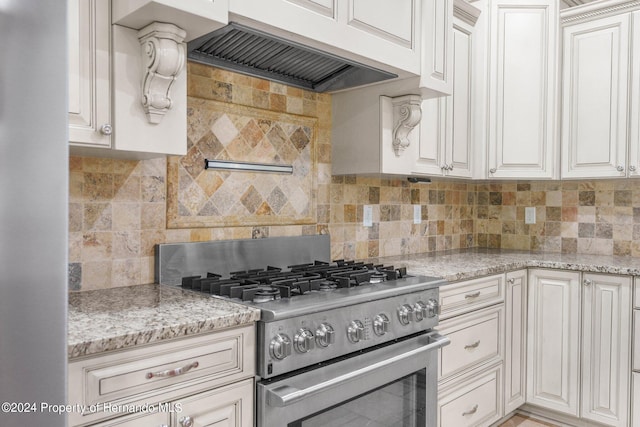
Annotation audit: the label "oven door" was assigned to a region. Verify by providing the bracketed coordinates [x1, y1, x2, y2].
[257, 331, 449, 427]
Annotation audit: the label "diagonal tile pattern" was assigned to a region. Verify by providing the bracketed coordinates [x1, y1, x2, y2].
[167, 98, 318, 228]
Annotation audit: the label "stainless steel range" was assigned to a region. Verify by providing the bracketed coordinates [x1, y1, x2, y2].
[157, 235, 449, 427]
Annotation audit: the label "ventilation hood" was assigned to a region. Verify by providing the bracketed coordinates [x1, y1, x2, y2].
[187, 23, 398, 93]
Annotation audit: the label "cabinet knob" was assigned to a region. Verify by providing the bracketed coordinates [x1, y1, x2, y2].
[448, 164, 454, 171]
[508, 278, 515, 284]
[616, 165, 625, 172]
[583, 279, 592, 286]
[489, 168, 497, 174]
[180, 416, 194, 427]
[630, 165, 637, 172]
[99, 123, 113, 136]
[441, 164, 449, 170]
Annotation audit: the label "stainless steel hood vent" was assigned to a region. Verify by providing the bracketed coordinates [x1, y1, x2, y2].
[187, 23, 397, 92]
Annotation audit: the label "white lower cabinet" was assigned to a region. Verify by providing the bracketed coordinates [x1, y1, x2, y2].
[526, 269, 581, 415]
[437, 272, 518, 427]
[633, 373, 640, 427]
[504, 269, 527, 414]
[68, 325, 255, 427]
[526, 269, 631, 427]
[581, 273, 631, 426]
[632, 278, 640, 426]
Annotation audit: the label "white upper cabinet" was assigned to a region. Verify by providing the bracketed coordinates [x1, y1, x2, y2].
[228, 0, 421, 77]
[417, 0, 480, 178]
[69, 0, 188, 158]
[629, 10, 640, 177]
[486, 0, 559, 179]
[561, 12, 630, 178]
[68, 0, 111, 148]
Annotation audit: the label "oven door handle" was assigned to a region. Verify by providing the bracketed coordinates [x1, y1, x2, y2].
[266, 332, 450, 408]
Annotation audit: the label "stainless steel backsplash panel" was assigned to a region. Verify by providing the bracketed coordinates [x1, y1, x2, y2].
[156, 235, 331, 285]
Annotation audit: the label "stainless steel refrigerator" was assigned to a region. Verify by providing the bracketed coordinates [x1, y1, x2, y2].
[0, 1, 68, 426]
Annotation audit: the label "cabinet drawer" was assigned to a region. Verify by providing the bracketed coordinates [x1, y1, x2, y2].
[174, 378, 254, 427]
[439, 274, 505, 319]
[439, 364, 502, 427]
[438, 306, 503, 381]
[634, 310, 640, 372]
[69, 325, 255, 426]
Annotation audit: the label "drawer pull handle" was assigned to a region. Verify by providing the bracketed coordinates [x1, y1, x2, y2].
[464, 340, 480, 350]
[462, 404, 478, 416]
[180, 416, 194, 427]
[465, 291, 481, 299]
[146, 361, 199, 379]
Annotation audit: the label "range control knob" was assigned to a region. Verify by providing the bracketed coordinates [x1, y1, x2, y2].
[315, 323, 335, 347]
[269, 333, 292, 360]
[414, 301, 427, 322]
[426, 298, 440, 318]
[373, 314, 390, 336]
[347, 320, 365, 343]
[397, 304, 414, 325]
[294, 328, 315, 353]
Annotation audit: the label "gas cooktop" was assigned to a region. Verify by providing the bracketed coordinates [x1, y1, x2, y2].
[178, 259, 444, 320]
[156, 235, 445, 320]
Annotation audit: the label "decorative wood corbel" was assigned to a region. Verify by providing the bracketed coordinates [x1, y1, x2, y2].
[392, 95, 422, 156]
[138, 22, 186, 124]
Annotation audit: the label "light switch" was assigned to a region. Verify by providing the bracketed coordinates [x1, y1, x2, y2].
[413, 205, 421, 224]
[363, 205, 373, 227]
[525, 207, 536, 224]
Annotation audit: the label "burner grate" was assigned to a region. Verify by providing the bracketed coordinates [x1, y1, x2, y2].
[180, 260, 411, 302]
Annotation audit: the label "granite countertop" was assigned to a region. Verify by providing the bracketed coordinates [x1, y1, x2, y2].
[69, 249, 640, 359]
[68, 284, 261, 359]
[373, 248, 640, 282]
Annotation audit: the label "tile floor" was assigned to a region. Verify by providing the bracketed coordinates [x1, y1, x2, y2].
[499, 414, 559, 426]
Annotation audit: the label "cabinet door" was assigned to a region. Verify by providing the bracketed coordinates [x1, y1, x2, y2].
[445, 14, 475, 178]
[504, 270, 527, 414]
[416, 4, 477, 178]
[628, 10, 640, 178]
[487, 0, 559, 179]
[561, 14, 630, 179]
[415, 98, 448, 176]
[421, 0, 454, 94]
[68, 0, 111, 147]
[526, 269, 580, 416]
[581, 273, 631, 427]
[173, 379, 254, 427]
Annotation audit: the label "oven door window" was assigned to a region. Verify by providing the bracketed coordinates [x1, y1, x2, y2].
[291, 370, 426, 427]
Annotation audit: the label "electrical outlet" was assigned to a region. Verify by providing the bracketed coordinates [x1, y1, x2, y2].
[525, 207, 536, 224]
[413, 205, 421, 224]
[363, 205, 373, 227]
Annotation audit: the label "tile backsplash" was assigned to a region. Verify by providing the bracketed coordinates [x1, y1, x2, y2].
[476, 179, 640, 256]
[68, 63, 640, 291]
